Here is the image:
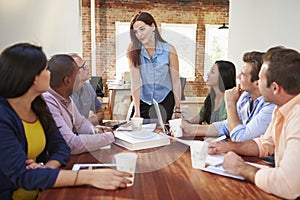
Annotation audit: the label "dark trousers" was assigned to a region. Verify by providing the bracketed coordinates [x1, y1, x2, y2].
[131, 91, 175, 122]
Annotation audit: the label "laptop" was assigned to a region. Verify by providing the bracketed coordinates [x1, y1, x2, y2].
[153, 99, 171, 134]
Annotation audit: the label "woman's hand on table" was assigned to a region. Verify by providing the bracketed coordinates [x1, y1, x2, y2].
[84, 169, 132, 190]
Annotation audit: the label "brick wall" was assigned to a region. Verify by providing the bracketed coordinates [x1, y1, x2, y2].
[81, 0, 229, 97]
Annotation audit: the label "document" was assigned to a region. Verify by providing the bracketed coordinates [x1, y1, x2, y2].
[200, 162, 269, 180]
[72, 163, 116, 170]
[116, 123, 157, 132]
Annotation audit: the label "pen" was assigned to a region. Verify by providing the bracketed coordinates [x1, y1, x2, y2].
[210, 135, 226, 143]
[214, 163, 223, 167]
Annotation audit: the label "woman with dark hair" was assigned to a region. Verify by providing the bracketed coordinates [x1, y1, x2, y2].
[187, 60, 236, 124]
[127, 11, 181, 122]
[0, 43, 131, 200]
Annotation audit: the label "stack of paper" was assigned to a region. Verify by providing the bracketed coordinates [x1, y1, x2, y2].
[114, 124, 170, 150]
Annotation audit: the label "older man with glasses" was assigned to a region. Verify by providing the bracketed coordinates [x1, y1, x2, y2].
[70, 53, 105, 125]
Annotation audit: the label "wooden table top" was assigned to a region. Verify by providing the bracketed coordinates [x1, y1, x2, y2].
[37, 140, 282, 200]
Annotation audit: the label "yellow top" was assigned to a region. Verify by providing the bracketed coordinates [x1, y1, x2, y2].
[13, 120, 46, 200]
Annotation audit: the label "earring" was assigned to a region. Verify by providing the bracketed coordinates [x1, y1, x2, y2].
[151, 31, 155, 42]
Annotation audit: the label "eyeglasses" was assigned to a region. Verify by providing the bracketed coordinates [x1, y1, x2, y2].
[79, 61, 88, 70]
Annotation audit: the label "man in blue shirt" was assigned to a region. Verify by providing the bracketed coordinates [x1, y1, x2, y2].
[182, 51, 275, 142]
[70, 53, 104, 125]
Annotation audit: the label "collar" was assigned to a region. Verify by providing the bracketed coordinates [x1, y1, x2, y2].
[278, 93, 300, 118]
[141, 40, 164, 59]
[243, 92, 264, 104]
[48, 88, 72, 106]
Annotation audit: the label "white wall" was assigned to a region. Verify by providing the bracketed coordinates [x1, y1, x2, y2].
[0, 0, 82, 57]
[228, 0, 300, 71]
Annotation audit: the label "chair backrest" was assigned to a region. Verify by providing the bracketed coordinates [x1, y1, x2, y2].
[89, 76, 99, 90]
[89, 76, 104, 97]
[180, 77, 186, 100]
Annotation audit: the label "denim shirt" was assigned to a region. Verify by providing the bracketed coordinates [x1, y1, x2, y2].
[139, 41, 172, 105]
[213, 92, 276, 142]
[71, 82, 102, 118]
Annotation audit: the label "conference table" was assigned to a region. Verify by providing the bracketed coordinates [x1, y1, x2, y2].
[37, 139, 282, 200]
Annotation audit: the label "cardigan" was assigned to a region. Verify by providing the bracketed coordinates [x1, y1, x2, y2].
[0, 97, 70, 200]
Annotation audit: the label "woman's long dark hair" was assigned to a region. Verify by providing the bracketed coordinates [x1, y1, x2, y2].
[127, 11, 165, 68]
[0, 43, 57, 133]
[202, 60, 236, 124]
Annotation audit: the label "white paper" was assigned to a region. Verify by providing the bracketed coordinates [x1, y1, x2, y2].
[116, 123, 156, 132]
[72, 163, 116, 170]
[205, 154, 224, 167]
[200, 161, 269, 180]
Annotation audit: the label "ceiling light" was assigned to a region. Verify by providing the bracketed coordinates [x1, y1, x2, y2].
[218, 23, 229, 29]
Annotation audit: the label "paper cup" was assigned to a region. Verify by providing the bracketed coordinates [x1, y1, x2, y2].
[190, 141, 209, 169]
[131, 117, 143, 131]
[168, 118, 182, 137]
[114, 152, 138, 187]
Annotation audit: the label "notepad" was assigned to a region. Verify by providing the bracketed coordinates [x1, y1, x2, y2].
[200, 162, 269, 180]
[72, 163, 116, 170]
[205, 154, 224, 167]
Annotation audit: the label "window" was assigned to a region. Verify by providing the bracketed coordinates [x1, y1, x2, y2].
[115, 22, 130, 81]
[161, 23, 197, 81]
[204, 24, 229, 77]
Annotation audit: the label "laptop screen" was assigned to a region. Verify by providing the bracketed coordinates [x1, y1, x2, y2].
[153, 99, 164, 129]
[153, 99, 171, 134]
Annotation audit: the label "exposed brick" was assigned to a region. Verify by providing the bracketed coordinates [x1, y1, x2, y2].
[82, 0, 229, 97]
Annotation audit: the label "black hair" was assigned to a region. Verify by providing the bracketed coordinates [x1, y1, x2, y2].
[202, 60, 236, 124]
[0, 43, 57, 134]
[48, 54, 77, 89]
[0, 43, 47, 98]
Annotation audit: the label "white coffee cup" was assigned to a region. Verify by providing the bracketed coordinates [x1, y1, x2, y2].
[131, 117, 143, 131]
[190, 141, 209, 169]
[168, 118, 182, 137]
[114, 152, 138, 187]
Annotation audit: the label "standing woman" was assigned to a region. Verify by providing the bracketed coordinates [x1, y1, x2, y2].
[0, 43, 131, 199]
[187, 60, 236, 124]
[127, 11, 181, 122]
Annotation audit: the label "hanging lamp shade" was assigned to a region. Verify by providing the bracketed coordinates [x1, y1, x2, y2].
[218, 23, 229, 29]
